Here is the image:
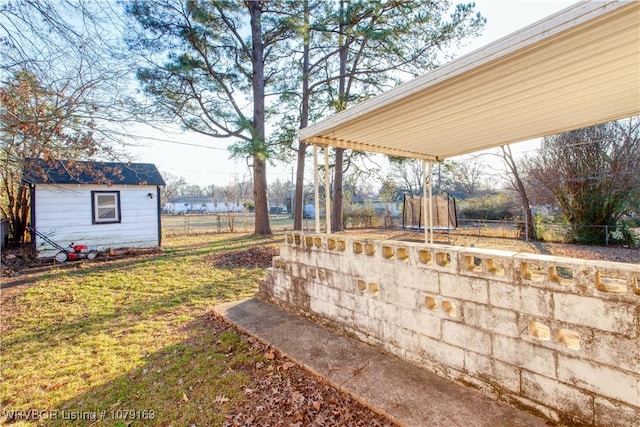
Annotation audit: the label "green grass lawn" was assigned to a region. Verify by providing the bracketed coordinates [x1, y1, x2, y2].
[1, 233, 281, 426]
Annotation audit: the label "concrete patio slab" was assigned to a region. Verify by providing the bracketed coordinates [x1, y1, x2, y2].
[215, 298, 549, 427]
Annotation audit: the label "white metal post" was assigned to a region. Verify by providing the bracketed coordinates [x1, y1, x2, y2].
[314, 145, 320, 233]
[428, 161, 434, 244]
[324, 147, 331, 235]
[422, 161, 428, 243]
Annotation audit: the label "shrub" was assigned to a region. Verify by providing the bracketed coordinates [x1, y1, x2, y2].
[458, 194, 514, 220]
[610, 223, 638, 247]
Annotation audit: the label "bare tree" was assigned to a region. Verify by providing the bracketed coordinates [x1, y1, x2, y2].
[160, 172, 188, 204]
[1, 1, 140, 242]
[0, 70, 114, 242]
[526, 119, 640, 243]
[181, 184, 205, 198]
[449, 158, 487, 196]
[222, 178, 246, 233]
[202, 184, 220, 199]
[387, 157, 489, 199]
[495, 146, 537, 239]
[388, 157, 424, 197]
[268, 179, 292, 212]
[1, 1, 137, 136]
[222, 172, 253, 204]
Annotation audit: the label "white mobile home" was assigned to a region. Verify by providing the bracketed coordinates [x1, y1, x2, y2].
[23, 159, 165, 258]
[163, 197, 244, 214]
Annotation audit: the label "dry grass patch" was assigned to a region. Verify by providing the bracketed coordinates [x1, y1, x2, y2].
[0, 234, 266, 424]
[1, 233, 396, 426]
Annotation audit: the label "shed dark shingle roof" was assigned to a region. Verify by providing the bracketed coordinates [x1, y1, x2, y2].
[22, 159, 165, 186]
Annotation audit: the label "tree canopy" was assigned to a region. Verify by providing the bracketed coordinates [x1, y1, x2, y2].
[0, 70, 105, 241]
[1, 1, 139, 242]
[282, 0, 486, 230]
[124, 0, 304, 234]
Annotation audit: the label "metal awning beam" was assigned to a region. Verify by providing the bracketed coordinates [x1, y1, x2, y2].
[305, 136, 439, 162]
[298, 1, 639, 161]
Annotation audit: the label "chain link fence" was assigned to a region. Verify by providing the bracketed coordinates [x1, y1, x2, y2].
[162, 214, 309, 236]
[455, 218, 639, 246]
[162, 213, 639, 247]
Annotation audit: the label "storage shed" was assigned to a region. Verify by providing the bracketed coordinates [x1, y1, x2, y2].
[23, 159, 165, 258]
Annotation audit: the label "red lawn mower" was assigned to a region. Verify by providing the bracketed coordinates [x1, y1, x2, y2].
[30, 227, 98, 262]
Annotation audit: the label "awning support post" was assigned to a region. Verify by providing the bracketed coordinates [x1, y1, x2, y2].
[324, 147, 331, 235]
[428, 161, 433, 244]
[422, 160, 434, 244]
[314, 145, 320, 233]
[422, 161, 427, 243]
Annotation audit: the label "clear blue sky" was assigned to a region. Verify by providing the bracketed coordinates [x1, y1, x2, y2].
[127, 0, 576, 186]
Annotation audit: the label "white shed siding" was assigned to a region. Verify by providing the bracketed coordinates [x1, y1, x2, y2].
[34, 184, 160, 258]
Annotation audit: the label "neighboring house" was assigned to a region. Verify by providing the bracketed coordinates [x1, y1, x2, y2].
[303, 204, 325, 219]
[23, 159, 165, 258]
[269, 205, 288, 215]
[163, 197, 244, 214]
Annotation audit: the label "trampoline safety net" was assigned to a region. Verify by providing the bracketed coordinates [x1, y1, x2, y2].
[402, 194, 457, 231]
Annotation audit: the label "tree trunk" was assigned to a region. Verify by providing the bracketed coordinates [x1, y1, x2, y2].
[331, 148, 344, 231]
[524, 206, 534, 240]
[293, 0, 310, 231]
[501, 146, 536, 239]
[331, 0, 347, 232]
[293, 142, 307, 230]
[249, 1, 271, 235]
[253, 155, 271, 235]
[5, 180, 30, 244]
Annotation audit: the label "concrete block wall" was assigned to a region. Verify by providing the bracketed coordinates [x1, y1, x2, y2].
[259, 232, 640, 426]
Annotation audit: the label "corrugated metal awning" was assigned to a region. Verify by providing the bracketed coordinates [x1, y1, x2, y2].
[298, 1, 640, 161]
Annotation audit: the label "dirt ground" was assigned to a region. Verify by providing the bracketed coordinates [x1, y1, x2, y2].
[343, 229, 640, 264]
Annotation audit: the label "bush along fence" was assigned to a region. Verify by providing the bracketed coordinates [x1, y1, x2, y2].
[260, 232, 640, 426]
[451, 219, 639, 246]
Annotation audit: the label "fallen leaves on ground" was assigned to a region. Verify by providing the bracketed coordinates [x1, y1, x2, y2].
[207, 245, 280, 269]
[203, 312, 397, 427]
[0, 245, 161, 277]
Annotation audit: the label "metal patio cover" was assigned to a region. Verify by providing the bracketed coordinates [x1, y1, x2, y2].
[298, 1, 640, 161]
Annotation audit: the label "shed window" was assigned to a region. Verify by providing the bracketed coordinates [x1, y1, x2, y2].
[92, 191, 121, 224]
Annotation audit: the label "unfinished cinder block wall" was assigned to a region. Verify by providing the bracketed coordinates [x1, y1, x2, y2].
[259, 232, 640, 426]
